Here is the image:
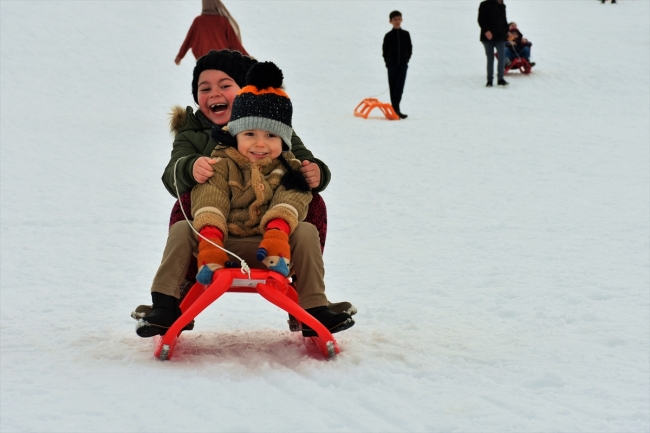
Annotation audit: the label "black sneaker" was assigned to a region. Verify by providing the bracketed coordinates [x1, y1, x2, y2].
[288, 301, 357, 331]
[397, 112, 408, 119]
[497, 79, 509, 86]
[131, 304, 194, 331]
[301, 306, 355, 337]
[328, 301, 357, 316]
[486, 81, 493, 87]
[529, 62, 536, 67]
[135, 292, 182, 338]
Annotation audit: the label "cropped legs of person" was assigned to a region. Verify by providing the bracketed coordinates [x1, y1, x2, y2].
[150, 221, 197, 299]
[482, 40, 506, 83]
[136, 221, 355, 337]
[225, 222, 354, 335]
[135, 221, 198, 337]
[505, 45, 530, 61]
[387, 63, 408, 115]
[226, 223, 327, 308]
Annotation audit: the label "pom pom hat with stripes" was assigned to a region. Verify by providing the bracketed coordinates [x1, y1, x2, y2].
[227, 61, 293, 150]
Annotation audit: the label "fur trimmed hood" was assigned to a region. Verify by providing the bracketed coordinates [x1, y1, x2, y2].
[168, 105, 214, 135]
[169, 105, 189, 135]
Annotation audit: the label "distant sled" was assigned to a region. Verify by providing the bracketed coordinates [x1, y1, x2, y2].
[150, 268, 341, 361]
[495, 53, 533, 75]
[354, 98, 400, 120]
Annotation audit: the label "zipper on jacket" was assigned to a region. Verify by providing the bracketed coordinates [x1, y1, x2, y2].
[397, 30, 400, 65]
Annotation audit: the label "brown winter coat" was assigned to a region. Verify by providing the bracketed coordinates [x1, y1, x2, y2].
[191, 137, 312, 240]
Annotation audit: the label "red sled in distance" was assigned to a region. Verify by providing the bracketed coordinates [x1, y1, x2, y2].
[495, 53, 533, 75]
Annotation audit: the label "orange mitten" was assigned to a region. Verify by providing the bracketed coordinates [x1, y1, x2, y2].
[196, 226, 228, 285]
[256, 220, 291, 276]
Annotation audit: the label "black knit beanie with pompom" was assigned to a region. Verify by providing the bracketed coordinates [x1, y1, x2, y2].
[213, 61, 308, 192]
[192, 50, 257, 103]
[227, 61, 293, 150]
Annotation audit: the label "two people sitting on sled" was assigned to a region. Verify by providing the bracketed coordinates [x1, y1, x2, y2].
[135, 51, 355, 338]
[505, 22, 535, 67]
[191, 61, 355, 337]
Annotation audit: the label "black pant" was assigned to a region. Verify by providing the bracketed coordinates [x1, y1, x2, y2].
[387, 63, 408, 113]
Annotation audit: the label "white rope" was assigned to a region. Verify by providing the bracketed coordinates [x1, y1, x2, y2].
[367, 87, 389, 98]
[173, 158, 251, 279]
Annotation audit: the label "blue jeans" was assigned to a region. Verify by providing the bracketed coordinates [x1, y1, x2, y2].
[505, 46, 531, 61]
[482, 40, 506, 82]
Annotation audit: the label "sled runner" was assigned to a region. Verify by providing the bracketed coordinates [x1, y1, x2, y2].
[354, 98, 400, 120]
[495, 53, 533, 75]
[153, 268, 341, 360]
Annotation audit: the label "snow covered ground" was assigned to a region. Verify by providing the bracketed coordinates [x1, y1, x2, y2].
[1, 0, 649, 431]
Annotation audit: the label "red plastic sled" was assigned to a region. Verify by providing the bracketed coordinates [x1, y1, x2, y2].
[153, 268, 341, 360]
[496, 53, 532, 75]
[354, 98, 400, 120]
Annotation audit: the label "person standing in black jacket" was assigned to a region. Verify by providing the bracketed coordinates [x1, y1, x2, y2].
[478, 0, 509, 87]
[383, 10, 412, 119]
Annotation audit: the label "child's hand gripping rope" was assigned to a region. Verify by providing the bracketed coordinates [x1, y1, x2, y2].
[196, 226, 229, 285]
[256, 219, 291, 276]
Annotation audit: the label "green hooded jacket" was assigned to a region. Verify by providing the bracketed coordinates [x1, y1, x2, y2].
[162, 106, 331, 198]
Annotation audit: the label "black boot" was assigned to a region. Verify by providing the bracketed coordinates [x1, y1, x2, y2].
[287, 301, 357, 332]
[301, 306, 354, 337]
[486, 80, 493, 87]
[135, 292, 181, 338]
[498, 79, 509, 86]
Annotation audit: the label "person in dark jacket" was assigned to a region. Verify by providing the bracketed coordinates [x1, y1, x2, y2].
[478, 0, 509, 87]
[382, 10, 412, 119]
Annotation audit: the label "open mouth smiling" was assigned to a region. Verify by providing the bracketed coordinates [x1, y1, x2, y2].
[210, 103, 227, 113]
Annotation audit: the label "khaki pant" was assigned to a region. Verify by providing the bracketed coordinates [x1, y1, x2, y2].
[151, 221, 328, 309]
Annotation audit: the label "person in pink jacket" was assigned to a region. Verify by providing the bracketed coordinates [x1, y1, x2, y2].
[175, 0, 249, 65]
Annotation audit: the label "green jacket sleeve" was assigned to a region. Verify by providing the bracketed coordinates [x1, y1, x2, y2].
[161, 132, 207, 198]
[290, 130, 331, 193]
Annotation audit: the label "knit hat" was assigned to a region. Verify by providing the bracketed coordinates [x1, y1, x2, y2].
[227, 61, 293, 150]
[192, 50, 257, 103]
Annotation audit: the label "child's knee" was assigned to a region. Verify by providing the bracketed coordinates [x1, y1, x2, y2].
[292, 222, 319, 241]
[167, 223, 198, 263]
[289, 223, 322, 253]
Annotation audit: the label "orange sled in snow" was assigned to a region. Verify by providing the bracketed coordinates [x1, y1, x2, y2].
[153, 268, 341, 360]
[354, 98, 400, 120]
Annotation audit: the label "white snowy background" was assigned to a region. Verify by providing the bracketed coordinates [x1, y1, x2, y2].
[1, 0, 649, 431]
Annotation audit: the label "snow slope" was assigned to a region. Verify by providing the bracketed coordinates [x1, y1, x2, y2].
[1, 1, 648, 431]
